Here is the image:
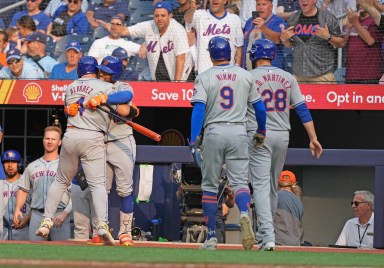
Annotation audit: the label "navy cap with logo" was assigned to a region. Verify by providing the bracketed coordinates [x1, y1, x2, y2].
[25, 32, 47, 44]
[6, 48, 22, 61]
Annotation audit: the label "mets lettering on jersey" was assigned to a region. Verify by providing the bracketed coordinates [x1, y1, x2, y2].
[31, 170, 56, 181]
[202, 24, 231, 36]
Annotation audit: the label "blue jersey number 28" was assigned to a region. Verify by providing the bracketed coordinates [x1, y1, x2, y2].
[261, 89, 287, 112]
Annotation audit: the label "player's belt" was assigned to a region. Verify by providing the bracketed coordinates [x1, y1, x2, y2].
[211, 122, 245, 126]
[32, 208, 65, 214]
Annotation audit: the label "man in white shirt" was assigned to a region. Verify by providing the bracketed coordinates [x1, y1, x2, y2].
[335, 190, 374, 248]
[88, 15, 140, 64]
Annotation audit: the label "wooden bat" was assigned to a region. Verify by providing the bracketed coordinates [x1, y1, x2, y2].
[97, 106, 161, 142]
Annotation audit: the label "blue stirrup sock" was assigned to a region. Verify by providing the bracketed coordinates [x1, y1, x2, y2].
[120, 194, 134, 214]
[202, 191, 218, 240]
[235, 188, 251, 214]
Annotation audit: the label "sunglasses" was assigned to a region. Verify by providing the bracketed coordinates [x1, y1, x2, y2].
[7, 58, 21, 65]
[68, 0, 79, 4]
[110, 22, 123, 26]
[351, 201, 369, 206]
[26, 0, 38, 2]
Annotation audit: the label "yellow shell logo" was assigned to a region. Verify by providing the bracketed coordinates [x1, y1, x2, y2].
[23, 82, 43, 102]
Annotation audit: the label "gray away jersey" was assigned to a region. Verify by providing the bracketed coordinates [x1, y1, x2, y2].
[247, 66, 305, 132]
[65, 77, 116, 133]
[3, 178, 31, 226]
[106, 81, 134, 141]
[192, 64, 261, 127]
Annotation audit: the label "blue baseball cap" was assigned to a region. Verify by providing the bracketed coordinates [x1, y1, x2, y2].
[25, 32, 47, 44]
[153, 1, 172, 13]
[66, 41, 82, 52]
[6, 48, 22, 61]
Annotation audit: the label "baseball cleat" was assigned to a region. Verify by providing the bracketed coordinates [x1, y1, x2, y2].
[87, 235, 104, 246]
[119, 232, 134, 246]
[35, 218, 53, 238]
[239, 214, 256, 250]
[259, 241, 276, 251]
[96, 221, 116, 246]
[199, 237, 218, 250]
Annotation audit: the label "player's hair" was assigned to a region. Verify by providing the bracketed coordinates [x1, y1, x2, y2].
[278, 180, 302, 199]
[44, 126, 62, 138]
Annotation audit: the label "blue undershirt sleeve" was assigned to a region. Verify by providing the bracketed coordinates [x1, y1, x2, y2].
[190, 102, 205, 143]
[252, 100, 266, 132]
[107, 91, 133, 104]
[294, 103, 312, 123]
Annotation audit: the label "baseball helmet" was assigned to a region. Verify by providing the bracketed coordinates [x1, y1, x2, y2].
[77, 56, 98, 77]
[96, 56, 123, 83]
[207, 36, 231, 61]
[112, 47, 129, 60]
[249, 39, 276, 62]
[2, 149, 23, 173]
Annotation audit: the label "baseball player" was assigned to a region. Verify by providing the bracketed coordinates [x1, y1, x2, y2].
[13, 126, 72, 241]
[190, 36, 267, 250]
[2, 150, 30, 240]
[247, 39, 323, 251]
[34, 56, 133, 245]
[99, 2, 193, 81]
[184, 0, 244, 74]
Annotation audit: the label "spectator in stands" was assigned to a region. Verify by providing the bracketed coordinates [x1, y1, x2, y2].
[242, 0, 286, 70]
[316, 0, 356, 26]
[16, 16, 38, 55]
[88, 15, 140, 64]
[276, 0, 301, 21]
[335, 190, 374, 249]
[0, 31, 9, 67]
[0, 48, 44, 79]
[103, 2, 193, 81]
[274, 170, 303, 246]
[9, 0, 51, 34]
[46, 0, 90, 42]
[172, 0, 193, 27]
[45, 0, 88, 18]
[5, 28, 20, 52]
[185, 0, 244, 74]
[280, 0, 344, 83]
[86, 0, 129, 30]
[112, 47, 140, 81]
[24, 32, 58, 78]
[341, 6, 383, 84]
[358, 0, 384, 33]
[50, 40, 82, 79]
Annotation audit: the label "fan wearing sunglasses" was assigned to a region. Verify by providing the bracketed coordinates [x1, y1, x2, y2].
[335, 190, 374, 248]
[9, 0, 51, 34]
[0, 48, 44, 79]
[47, 0, 90, 42]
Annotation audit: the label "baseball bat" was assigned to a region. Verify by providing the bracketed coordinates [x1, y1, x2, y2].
[97, 106, 161, 142]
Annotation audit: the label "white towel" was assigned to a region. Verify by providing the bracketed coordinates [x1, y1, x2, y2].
[137, 164, 154, 202]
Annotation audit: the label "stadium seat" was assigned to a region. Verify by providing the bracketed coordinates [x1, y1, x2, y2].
[334, 67, 346, 84]
[55, 35, 93, 62]
[45, 35, 56, 58]
[93, 26, 109, 40]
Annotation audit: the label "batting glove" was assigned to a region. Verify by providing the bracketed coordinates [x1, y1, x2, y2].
[86, 94, 108, 110]
[64, 103, 79, 117]
[253, 129, 266, 148]
[188, 136, 203, 168]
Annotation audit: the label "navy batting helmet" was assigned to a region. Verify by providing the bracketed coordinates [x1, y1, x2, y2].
[249, 39, 276, 62]
[208, 36, 231, 61]
[112, 47, 128, 60]
[96, 56, 123, 83]
[2, 150, 22, 163]
[77, 56, 98, 77]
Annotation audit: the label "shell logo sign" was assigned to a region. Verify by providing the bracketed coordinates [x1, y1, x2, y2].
[23, 82, 42, 102]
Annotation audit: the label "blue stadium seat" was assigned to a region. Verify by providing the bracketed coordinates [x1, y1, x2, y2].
[55, 35, 93, 62]
[45, 35, 56, 58]
[93, 26, 109, 40]
[334, 67, 346, 84]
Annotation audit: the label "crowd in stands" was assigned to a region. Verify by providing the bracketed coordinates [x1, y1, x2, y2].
[0, 0, 382, 83]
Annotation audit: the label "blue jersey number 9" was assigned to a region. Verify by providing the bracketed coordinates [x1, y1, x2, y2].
[261, 89, 287, 112]
[220, 86, 233, 109]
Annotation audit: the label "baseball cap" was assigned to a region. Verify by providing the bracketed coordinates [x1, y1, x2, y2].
[110, 15, 124, 23]
[112, 47, 128, 60]
[25, 32, 47, 44]
[279, 170, 296, 184]
[66, 41, 82, 52]
[6, 48, 22, 61]
[153, 1, 172, 13]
